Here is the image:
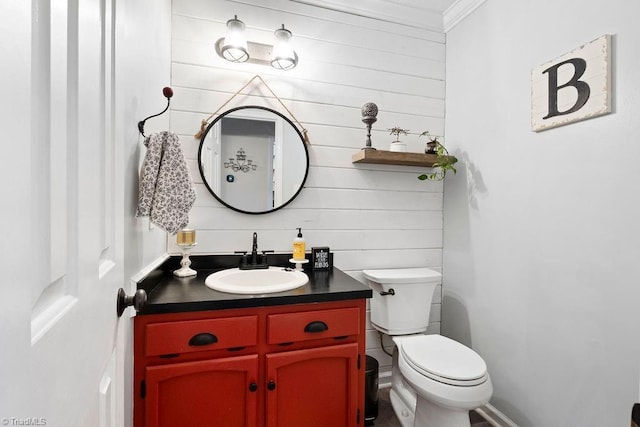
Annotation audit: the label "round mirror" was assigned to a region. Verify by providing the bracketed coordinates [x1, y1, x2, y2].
[198, 106, 309, 214]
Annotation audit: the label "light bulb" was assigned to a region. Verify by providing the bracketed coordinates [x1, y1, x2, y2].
[221, 16, 249, 63]
[271, 25, 298, 70]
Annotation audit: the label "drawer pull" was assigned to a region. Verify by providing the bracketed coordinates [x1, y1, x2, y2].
[304, 321, 328, 333]
[267, 380, 276, 391]
[249, 382, 258, 392]
[188, 332, 218, 346]
[159, 353, 180, 359]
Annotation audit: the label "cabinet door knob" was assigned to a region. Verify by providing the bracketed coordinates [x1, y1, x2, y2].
[267, 380, 276, 391]
[249, 382, 258, 392]
[188, 332, 218, 346]
[304, 321, 328, 333]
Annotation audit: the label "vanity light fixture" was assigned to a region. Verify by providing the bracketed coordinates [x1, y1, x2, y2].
[219, 15, 249, 63]
[215, 17, 299, 70]
[271, 25, 298, 70]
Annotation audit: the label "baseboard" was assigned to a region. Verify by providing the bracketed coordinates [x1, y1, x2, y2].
[378, 370, 393, 389]
[474, 404, 519, 427]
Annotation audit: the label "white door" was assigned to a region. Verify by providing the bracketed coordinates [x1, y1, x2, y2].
[1, 2, 128, 426]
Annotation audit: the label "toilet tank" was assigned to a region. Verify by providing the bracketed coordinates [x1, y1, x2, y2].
[362, 268, 441, 335]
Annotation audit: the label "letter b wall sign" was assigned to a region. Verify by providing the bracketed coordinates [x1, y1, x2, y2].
[531, 34, 611, 132]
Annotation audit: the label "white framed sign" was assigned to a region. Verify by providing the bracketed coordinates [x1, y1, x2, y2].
[531, 34, 612, 132]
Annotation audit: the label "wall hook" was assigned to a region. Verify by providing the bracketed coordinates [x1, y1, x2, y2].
[138, 87, 174, 137]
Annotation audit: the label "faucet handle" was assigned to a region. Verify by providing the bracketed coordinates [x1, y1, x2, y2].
[234, 251, 249, 267]
[260, 250, 274, 266]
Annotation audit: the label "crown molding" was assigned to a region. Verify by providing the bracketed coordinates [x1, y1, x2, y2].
[443, 0, 486, 33]
[287, 0, 485, 33]
[289, 0, 446, 31]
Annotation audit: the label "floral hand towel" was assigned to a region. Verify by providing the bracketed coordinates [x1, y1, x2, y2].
[136, 131, 196, 234]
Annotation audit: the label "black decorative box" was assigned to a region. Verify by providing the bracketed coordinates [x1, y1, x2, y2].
[311, 247, 332, 271]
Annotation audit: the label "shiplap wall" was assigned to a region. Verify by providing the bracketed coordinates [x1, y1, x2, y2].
[169, 0, 446, 378]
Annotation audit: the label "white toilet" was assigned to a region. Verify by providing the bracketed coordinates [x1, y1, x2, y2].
[363, 268, 492, 427]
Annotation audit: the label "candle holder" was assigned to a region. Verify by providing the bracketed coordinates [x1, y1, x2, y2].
[174, 243, 197, 277]
[174, 229, 197, 277]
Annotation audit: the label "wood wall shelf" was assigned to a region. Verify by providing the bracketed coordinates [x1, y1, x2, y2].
[352, 149, 440, 167]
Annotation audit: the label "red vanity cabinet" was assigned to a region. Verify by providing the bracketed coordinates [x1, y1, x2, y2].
[144, 355, 259, 427]
[134, 299, 367, 427]
[265, 343, 359, 427]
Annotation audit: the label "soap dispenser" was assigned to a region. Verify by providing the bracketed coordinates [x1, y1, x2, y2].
[293, 228, 306, 260]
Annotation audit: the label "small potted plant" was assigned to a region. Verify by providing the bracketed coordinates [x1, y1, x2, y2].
[388, 127, 409, 152]
[418, 131, 458, 181]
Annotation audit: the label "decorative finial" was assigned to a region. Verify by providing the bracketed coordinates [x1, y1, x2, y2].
[361, 102, 378, 150]
[362, 102, 378, 119]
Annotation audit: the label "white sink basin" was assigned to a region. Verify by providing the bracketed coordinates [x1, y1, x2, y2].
[205, 267, 309, 294]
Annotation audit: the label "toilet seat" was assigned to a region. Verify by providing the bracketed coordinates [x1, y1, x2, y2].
[399, 335, 488, 387]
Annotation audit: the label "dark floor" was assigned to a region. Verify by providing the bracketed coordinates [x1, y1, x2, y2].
[369, 387, 492, 427]
[369, 387, 401, 426]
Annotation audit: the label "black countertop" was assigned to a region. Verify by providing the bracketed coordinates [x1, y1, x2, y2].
[137, 254, 372, 315]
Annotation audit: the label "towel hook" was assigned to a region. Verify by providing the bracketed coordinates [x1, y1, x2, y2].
[138, 87, 174, 137]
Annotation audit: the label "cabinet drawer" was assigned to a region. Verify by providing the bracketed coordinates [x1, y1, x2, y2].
[267, 308, 360, 345]
[145, 315, 258, 356]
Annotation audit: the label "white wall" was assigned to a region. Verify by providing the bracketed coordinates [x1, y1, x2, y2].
[444, 1, 640, 425]
[121, 0, 173, 277]
[169, 0, 446, 376]
[117, 0, 172, 425]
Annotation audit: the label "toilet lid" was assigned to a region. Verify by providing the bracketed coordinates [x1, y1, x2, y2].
[400, 335, 488, 386]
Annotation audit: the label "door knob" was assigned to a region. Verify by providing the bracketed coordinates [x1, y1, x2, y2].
[116, 288, 147, 317]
